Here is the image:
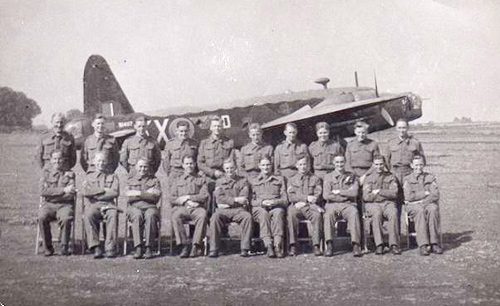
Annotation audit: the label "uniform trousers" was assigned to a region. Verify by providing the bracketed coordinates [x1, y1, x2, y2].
[171, 206, 207, 245]
[365, 201, 399, 247]
[287, 204, 322, 246]
[251, 206, 285, 247]
[127, 202, 159, 248]
[209, 207, 253, 251]
[84, 202, 118, 251]
[38, 202, 74, 251]
[406, 202, 440, 246]
[324, 202, 361, 244]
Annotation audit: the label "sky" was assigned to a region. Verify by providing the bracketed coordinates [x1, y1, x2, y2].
[1, 0, 499, 125]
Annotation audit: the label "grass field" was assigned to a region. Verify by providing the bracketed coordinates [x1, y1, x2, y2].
[1, 123, 500, 306]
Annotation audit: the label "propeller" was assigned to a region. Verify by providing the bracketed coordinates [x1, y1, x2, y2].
[380, 106, 395, 126]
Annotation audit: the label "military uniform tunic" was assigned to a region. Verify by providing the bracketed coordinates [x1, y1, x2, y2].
[363, 171, 399, 247]
[36, 130, 76, 171]
[126, 174, 161, 248]
[308, 139, 344, 179]
[403, 172, 440, 247]
[170, 172, 208, 246]
[286, 172, 323, 246]
[83, 171, 120, 252]
[120, 134, 162, 174]
[238, 141, 273, 179]
[163, 138, 198, 183]
[323, 170, 361, 244]
[210, 175, 253, 251]
[250, 174, 287, 247]
[345, 138, 380, 177]
[39, 168, 75, 252]
[80, 134, 119, 173]
[197, 135, 234, 179]
[274, 140, 309, 180]
[386, 136, 425, 183]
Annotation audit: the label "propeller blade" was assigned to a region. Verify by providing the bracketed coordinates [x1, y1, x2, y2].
[374, 70, 379, 97]
[380, 107, 395, 126]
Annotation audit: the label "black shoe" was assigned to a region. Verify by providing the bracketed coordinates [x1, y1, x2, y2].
[352, 243, 362, 257]
[275, 245, 285, 258]
[105, 250, 116, 258]
[432, 244, 443, 254]
[180, 245, 190, 258]
[133, 246, 143, 259]
[240, 249, 249, 257]
[60, 244, 69, 256]
[267, 245, 276, 258]
[208, 250, 218, 258]
[289, 245, 297, 256]
[44, 245, 54, 257]
[391, 245, 401, 255]
[144, 247, 153, 259]
[313, 245, 322, 256]
[190, 244, 202, 258]
[420, 245, 430, 256]
[375, 245, 384, 255]
[93, 246, 103, 259]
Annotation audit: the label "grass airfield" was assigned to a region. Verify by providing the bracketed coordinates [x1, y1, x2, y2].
[1, 122, 500, 306]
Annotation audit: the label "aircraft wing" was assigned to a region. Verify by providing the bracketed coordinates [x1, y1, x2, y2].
[109, 128, 136, 139]
[261, 94, 405, 129]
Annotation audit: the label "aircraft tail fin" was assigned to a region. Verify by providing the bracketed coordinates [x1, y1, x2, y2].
[83, 55, 134, 117]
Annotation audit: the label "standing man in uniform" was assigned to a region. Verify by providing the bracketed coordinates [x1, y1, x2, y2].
[163, 120, 198, 187]
[83, 152, 120, 258]
[209, 158, 253, 258]
[197, 116, 234, 181]
[386, 119, 425, 184]
[120, 116, 161, 175]
[323, 155, 362, 257]
[363, 156, 401, 255]
[308, 122, 344, 180]
[238, 123, 273, 180]
[170, 155, 209, 258]
[36, 112, 76, 171]
[274, 123, 309, 181]
[126, 158, 162, 259]
[345, 121, 380, 184]
[38, 150, 77, 256]
[251, 156, 288, 258]
[286, 155, 323, 256]
[80, 114, 119, 173]
[403, 155, 442, 256]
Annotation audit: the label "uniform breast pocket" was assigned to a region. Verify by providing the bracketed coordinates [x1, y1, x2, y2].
[312, 151, 323, 166]
[281, 152, 293, 166]
[221, 142, 233, 158]
[128, 143, 141, 160]
[172, 147, 182, 160]
[404, 145, 418, 161]
[269, 181, 282, 195]
[42, 140, 55, 159]
[204, 144, 216, 162]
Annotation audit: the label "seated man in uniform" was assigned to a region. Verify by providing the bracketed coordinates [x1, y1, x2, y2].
[208, 158, 253, 258]
[251, 156, 288, 258]
[363, 156, 401, 255]
[286, 155, 323, 256]
[238, 123, 273, 180]
[403, 155, 442, 256]
[126, 158, 162, 259]
[83, 152, 120, 258]
[170, 155, 209, 258]
[38, 150, 77, 256]
[308, 122, 344, 179]
[323, 155, 362, 257]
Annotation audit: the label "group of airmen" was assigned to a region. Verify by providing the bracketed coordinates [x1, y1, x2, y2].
[36, 111, 442, 260]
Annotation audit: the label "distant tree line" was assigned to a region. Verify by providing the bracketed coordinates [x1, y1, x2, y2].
[0, 87, 41, 132]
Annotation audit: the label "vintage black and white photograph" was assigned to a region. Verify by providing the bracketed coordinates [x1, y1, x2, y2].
[1, 1, 499, 305]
